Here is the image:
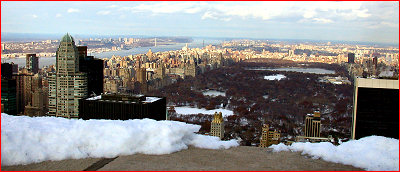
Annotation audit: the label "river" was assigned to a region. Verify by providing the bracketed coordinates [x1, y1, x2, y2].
[1, 39, 222, 68]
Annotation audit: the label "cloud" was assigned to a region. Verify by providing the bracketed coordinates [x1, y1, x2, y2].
[201, 11, 231, 22]
[119, 1, 378, 25]
[120, 2, 206, 14]
[107, 5, 118, 8]
[32, 14, 38, 18]
[67, 8, 80, 13]
[312, 18, 333, 24]
[97, 11, 111, 15]
[55, 13, 62, 18]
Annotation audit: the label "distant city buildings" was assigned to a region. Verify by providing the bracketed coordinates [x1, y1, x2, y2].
[210, 112, 224, 139]
[48, 34, 87, 118]
[259, 124, 280, 147]
[351, 78, 399, 140]
[79, 93, 166, 120]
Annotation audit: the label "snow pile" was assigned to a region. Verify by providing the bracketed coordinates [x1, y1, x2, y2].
[270, 136, 399, 171]
[1, 113, 238, 166]
[379, 70, 394, 77]
[264, 74, 286, 81]
[174, 106, 234, 117]
[202, 90, 226, 97]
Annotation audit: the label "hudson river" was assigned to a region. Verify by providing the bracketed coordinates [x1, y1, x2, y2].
[1, 39, 222, 68]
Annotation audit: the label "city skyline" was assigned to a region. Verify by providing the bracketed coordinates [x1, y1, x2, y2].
[1, 1, 399, 45]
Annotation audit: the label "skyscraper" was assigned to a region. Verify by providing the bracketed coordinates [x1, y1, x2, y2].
[1, 78, 17, 115]
[48, 33, 87, 118]
[351, 78, 399, 139]
[348, 53, 355, 63]
[304, 111, 321, 137]
[210, 112, 224, 139]
[77, 46, 104, 97]
[26, 54, 39, 74]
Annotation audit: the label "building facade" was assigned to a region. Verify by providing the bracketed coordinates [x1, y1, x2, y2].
[48, 34, 87, 118]
[79, 93, 166, 120]
[77, 46, 104, 97]
[304, 111, 321, 138]
[1, 78, 17, 115]
[210, 112, 224, 139]
[26, 53, 39, 74]
[259, 124, 281, 147]
[351, 78, 399, 139]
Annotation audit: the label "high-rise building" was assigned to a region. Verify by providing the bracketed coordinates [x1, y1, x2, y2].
[79, 93, 166, 120]
[24, 88, 46, 117]
[14, 73, 34, 114]
[48, 33, 87, 118]
[210, 112, 224, 139]
[259, 124, 281, 147]
[351, 78, 399, 140]
[304, 111, 321, 137]
[77, 46, 104, 97]
[1, 78, 17, 115]
[26, 54, 39, 74]
[136, 62, 147, 94]
[1, 63, 13, 79]
[348, 53, 355, 63]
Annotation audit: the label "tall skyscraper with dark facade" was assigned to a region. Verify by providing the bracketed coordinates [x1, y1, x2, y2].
[77, 46, 104, 97]
[48, 34, 87, 118]
[1, 63, 17, 115]
[1, 78, 17, 115]
[348, 53, 355, 63]
[352, 78, 399, 139]
[26, 54, 39, 74]
[1, 63, 13, 79]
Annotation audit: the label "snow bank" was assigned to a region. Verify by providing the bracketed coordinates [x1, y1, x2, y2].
[270, 136, 399, 171]
[174, 106, 234, 117]
[264, 74, 286, 81]
[1, 113, 238, 166]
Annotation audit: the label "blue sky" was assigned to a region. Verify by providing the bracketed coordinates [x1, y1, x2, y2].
[1, 1, 399, 44]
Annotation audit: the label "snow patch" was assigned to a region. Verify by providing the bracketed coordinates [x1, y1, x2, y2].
[1, 113, 238, 166]
[174, 106, 234, 117]
[143, 97, 162, 103]
[202, 90, 226, 97]
[269, 136, 399, 171]
[264, 74, 286, 81]
[86, 95, 102, 100]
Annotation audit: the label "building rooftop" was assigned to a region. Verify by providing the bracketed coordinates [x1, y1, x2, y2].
[85, 94, 162, 104]
[61, 33, 74, 43]
[1, 146, 363, 171]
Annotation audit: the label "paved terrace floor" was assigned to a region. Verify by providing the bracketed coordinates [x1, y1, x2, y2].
[1, 146, 363, 171]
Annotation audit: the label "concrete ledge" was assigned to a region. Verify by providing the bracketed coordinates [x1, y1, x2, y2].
[1, 146, 363, 171]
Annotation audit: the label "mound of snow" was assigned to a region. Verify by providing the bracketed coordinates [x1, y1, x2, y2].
[264, 74, 286, 81]
[270, 136, 399, 171]
[1, 113, 238, 166]
[174, 106, 234, 117]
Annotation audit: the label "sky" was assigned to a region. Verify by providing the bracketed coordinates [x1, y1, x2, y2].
[1, 1, 399, 44]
